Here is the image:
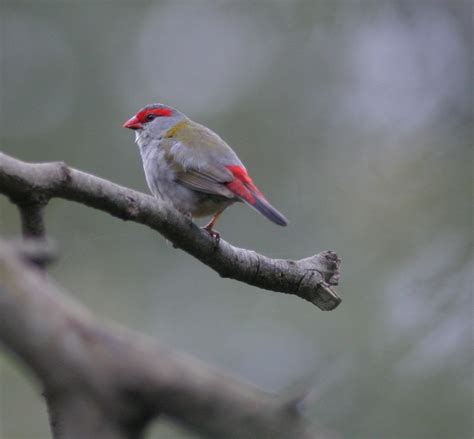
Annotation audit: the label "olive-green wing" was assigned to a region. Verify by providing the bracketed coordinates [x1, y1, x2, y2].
[161, 120, 241, 198]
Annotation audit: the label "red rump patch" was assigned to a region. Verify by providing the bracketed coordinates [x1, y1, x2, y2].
[136, 107, 173, 123]
[225, 165, 265, 205]
[226, 165, 252, 184]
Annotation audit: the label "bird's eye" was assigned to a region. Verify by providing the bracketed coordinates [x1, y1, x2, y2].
[146, 114, 156, 121]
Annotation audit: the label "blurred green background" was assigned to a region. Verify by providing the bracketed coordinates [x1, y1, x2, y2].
[0, 1, 471, 438]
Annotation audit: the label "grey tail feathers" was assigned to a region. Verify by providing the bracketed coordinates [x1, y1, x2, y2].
[245, 192, 289, 226]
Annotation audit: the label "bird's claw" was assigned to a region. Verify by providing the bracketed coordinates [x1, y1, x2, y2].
[203, 227, 220, 244]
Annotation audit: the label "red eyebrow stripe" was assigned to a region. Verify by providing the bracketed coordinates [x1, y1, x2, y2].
[137, 107, 173, 122]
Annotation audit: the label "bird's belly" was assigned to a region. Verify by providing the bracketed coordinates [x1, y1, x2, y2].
[167, 183, 233, 217]
[142, 148, 234, 217]
[149, 173, 233, 217]
[190, 194, 234, 218]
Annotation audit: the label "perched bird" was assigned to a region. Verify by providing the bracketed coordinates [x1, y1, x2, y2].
[123, 103, 288, 238]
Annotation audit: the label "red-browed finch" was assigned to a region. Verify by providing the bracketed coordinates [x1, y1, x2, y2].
[123, 103, 288, 238]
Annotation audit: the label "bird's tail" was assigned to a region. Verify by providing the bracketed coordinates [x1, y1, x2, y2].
[246, 192, 289, 226]
[225, 166, 288, 226]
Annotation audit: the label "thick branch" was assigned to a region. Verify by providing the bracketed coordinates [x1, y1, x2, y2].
[0, 239, 314, 438]
[0, 152, 341, 310]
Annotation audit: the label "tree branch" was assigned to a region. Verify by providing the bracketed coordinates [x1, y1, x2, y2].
[0, 152, 341, 310]
[18, 201, 47, 237]
[0, 239, 314, 439]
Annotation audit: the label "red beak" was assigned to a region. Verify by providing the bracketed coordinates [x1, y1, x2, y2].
[123, 115, 143, 130]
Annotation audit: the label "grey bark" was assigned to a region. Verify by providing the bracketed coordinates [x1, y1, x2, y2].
[0, 152, 341, 310]
[0, 239, 314, 439]
[0, 150, 343, 438]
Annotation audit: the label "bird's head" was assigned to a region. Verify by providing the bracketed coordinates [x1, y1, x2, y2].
[123, 103, 186, 142]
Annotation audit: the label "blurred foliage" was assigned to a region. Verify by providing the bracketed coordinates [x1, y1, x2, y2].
[0, 0, 472, 438]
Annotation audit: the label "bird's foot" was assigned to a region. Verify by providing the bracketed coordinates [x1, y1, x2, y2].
[202, 226, 220, 244]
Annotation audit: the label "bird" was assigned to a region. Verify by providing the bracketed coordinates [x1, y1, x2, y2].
[123, 103, 288, 239]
